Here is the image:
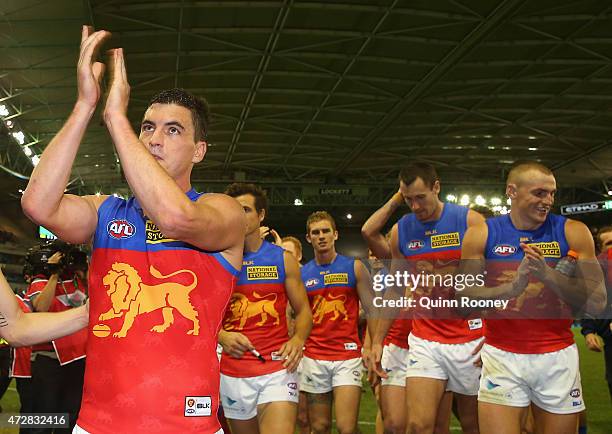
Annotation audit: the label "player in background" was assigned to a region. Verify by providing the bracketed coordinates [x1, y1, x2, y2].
[278, 235, 312, 434]
[459, 161, 606, 434]
[220, 183, 312, 434]
[367, 163, 484, 434]
[300, 211, 373, 434]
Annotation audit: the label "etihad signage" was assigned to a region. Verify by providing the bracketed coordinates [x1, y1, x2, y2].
[561, 201, 612, 215]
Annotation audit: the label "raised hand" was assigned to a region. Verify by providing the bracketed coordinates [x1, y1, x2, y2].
[104, 48, 130, 122]
[77, 25, 110, 109]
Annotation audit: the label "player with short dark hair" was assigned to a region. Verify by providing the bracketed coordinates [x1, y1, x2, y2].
[219, 183, 312, 434]
[368, 163, 484, 434]
[21, 26, 245, 433]
[300, 211, 372, 434]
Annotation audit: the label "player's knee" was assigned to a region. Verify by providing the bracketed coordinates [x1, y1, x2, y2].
[407, 418, 435, 434]
[310, 418, 331, 434]
[335, 420, 358, 434]
[383, 416, 406, 434]
[297, 410, 310, 429]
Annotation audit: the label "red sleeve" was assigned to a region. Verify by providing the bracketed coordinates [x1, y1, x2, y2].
[25, 279, 49, 299]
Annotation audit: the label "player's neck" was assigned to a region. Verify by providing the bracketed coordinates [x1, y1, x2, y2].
[245, 232, 264, 253]
[315, 249, 337, 265]
[509, 211, 542, 231]
[421, 200, 444, 222]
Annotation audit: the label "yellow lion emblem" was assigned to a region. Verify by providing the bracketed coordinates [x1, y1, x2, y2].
[225, 292, 280, 331]
[99, 263, 199, 338]
[312, 293, 348, 324]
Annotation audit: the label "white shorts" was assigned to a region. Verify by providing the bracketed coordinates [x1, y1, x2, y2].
[296, 358, 303, 376]
[299, 356, 363, 394]
[381, 343, 409, 387]
[478, 344, 585, 414]
[405, 334, 483, 396]
[220, 369, 298, 420]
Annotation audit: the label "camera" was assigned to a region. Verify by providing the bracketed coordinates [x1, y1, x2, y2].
[23, 240, 88, 278]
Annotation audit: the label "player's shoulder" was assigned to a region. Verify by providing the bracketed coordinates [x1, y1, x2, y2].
[197, 192, 242, 212]
[265, 240, 285, 253]
[466, 208, 486, 226]
[563, 216, 588, 232]
[302, 258, 317, 272]
[563, 217, 593, 250]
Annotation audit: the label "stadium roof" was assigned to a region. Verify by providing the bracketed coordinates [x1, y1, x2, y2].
[1, 0, 611, 213]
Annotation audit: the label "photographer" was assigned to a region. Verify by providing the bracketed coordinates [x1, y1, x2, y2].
[25, 241, 88, 434]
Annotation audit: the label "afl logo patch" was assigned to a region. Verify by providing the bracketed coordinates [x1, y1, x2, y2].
[407, 240, 424, 251]
[305, 278, 319, 288]
[107, 219, 136, 239]
[493, 244, 516, 256]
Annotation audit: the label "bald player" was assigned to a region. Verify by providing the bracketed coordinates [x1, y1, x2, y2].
[459, 161, 606, 434]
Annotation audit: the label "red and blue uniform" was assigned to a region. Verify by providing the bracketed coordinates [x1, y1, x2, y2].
[301, 255, 361, 360]
[78, 189, 238, 434]
[221, 241, 288, 377]
[398, 202, 482, 344]
[484, 213, 573, 354]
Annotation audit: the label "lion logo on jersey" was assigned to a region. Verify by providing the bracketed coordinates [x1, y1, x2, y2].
[312, 293, 348, 324]
[98, 263, 199, 338]
[225, 292, 280, 330]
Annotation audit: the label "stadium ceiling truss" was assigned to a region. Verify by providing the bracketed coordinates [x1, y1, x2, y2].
[1, 0, 612, 205]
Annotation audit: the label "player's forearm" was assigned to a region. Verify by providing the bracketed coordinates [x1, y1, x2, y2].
[292, 308, 312, 344]
[361, 194, 402, 249]
[105, 113, 194, 232]
[22, 103, 94, 222]
[372, 317, 393, 345]
[364, 193, 402, 232]
[365, 319, 377, 347]
[542, 268, 606, 314]
[7, 306, 88, 347]
[32, 275, 58, 312]
[459, 279, 523, 300]
[0, 272, 25, 329]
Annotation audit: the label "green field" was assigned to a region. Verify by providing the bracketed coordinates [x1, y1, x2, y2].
[0, 328, 609, 433]
[349, 327, 612, 433]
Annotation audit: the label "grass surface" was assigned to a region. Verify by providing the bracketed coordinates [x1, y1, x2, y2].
[0, 328, 609, 433]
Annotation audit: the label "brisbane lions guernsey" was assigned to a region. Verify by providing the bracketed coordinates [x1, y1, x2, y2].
[398, 202, 482, 344]
[302, 254, 361, 361]
[78, 189, 238, 434]
[484, 213, 574, 354]
[221, 241, 289, 377]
